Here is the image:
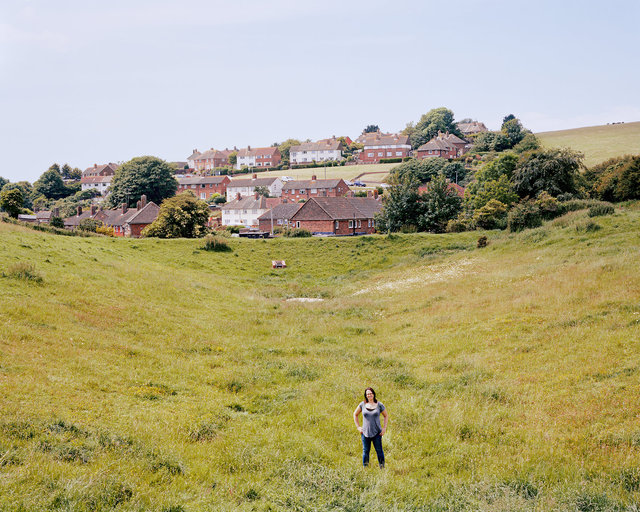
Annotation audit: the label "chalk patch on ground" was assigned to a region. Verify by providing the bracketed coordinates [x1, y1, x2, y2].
[286, 297, 325, 302]
[354, 259, 477, 296]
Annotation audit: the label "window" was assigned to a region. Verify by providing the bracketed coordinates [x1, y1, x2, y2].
[396, 151, 402, 156]
[357, 220, 361, 228]
[299, 189, 305, 194]
[311, 188, 317, 193]
[367, 152, 374, 157]
[277, 219, 283, 225]
[335, 220, 339, 230]
[348, 220, 354, 228]
[386, 152, 392, 157]
[378, 152, 383, 157]
[200, 193, 206, 199]
[296, 221, 300, 228]
[201, 184, 206, 188]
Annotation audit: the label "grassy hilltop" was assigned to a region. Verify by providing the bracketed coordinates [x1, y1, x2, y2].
[1, 205, 640, 511]
[537, 121, 640, 167]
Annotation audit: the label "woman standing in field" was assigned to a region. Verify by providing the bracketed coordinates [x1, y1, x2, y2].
[353, 387, 388, 468]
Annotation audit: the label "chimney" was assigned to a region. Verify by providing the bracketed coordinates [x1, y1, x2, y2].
[252, 173, 257, 179]
[367, 190, 373, 198]
[311, 175, 317, 181]
[91, 205, 97, 215]
[234, 145, 237, 151]
[140, 195, 147, 208]
[136, 200, 141, 210]
[373, 189, 379, 199]
[77, 206, 82, 216]
[93, 164, 97, 169]
[236, 192, 241, 201]
[52, 207, 59, 217]
[254, 192, 259, 200]
[121, 203, 128, 214]
[247, 145, 251, 151]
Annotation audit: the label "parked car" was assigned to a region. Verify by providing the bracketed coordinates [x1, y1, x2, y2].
[353, 180, 366, 187]
[281, 176, 294, 182]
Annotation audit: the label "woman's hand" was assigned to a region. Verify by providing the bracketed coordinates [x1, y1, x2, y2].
[381, 428, 386, 436]
[357, 427, 363, 434]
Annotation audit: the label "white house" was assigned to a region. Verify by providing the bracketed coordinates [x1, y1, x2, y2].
[221, 194, 279, 228]
[290, 137, 343, 164]
[226, 175, 283, 200]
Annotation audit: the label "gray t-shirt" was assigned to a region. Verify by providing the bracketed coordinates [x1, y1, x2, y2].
[359, 401, 385, 437]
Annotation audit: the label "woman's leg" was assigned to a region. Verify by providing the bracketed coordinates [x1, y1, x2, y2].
[372, 434, 385, 467]
[361, 434, 372, 466]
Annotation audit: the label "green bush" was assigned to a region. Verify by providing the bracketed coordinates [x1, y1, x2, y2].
[473, 199, 508, 229]
[507, 201, 542, 232]
[588, 204, 615, 217]
[201, 234, 232, 252]
[2, 262, 43, 283]
[225, 225, 242, 234]
[563, 199, 613, 213]
[535, 191, 566, 220]
[379, 158, 403, 163]
[283, 228, 311, 238]
[50, 216, 64, 228]
[78, 218, 102, 232]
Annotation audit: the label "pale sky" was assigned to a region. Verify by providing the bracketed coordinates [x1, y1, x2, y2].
[1, 0, 639, 183]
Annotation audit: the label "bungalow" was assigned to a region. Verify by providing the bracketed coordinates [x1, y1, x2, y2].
[226, 175, 283, 200]
[177, 175, 231, 200]
[416, 132, 467, 159]
[257, 201, 302, 233]
[289, 196, 383, 236]
[359, 132, 411, 164]
[289, 138, 343, 164]
[236, 146, 281, 170]
[221, 194, 280, 228]
[281, 176, 350, 201]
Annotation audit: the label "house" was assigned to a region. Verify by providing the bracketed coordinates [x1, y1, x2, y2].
[359, 132, 411, 163]
[187, 149, 201, 170]
[64, 196, 160, 237]
[281, 176, 350, 201]
[221, 193, 280, 228]
[35, 210, 53, 224]
[177, 175, 231, 200]
[236, 146, 281, 170]
[257, 201, 302, 233]
[457, 121, 488, 137]
[81, 163, 118, 195]
[416, 132, 467, 159]
[226, 175, 283, 200]
[289, 137, 343, 164]
[193, 148, 232, 171]
[289, 196, 383, 236]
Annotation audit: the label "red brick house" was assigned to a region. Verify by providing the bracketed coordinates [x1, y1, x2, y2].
[257, 201, 302, 233]
[457, 121, 488, 137]
[236, 146, 281, 169]
[359, 132, 411, 163]
[289, 196, 383, 236]
[193, 149, 232, 171]
[281, 176, 350, 201]
[416, 132, 468, 159]
[177, 175, 231, 200]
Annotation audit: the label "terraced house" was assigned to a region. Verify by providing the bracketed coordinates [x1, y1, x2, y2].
[289, 137, 343, 164]
[289, 196, 382, 236]
[359, 132, 411, 163]
[226, 175, 283, 200]
[416, 132, 468, 159]
[191, 148, 233, 171]
[235, 146, 281, 169]
[281, 176, 350, 201]
[176, 175, 230, 200]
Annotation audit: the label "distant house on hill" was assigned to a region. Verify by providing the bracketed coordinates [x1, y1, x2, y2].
[226, 175, 283, 200]
[177, 175, 231, 200]
[457, 121, 488, 137]
[257, 201, 302, 233]
[289, 137, 344, 164]
[81, 163, 118, 195]
[193, 148, 233, 172]
[289, 196, 382, 236]
[359, 132, 411, 163]
[281, 176, 350, 201]
[235, 146, 281, 170]
[187, 149, 201, 170]
[416, 132, 467, 159]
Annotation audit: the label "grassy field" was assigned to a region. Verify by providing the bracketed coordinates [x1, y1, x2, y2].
[251, 163, 396, 184]
[1, 204, 640, 511]
[537, 121, 640, 167]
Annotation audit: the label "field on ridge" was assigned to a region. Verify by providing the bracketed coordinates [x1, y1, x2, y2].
[1, 205, 640, 511]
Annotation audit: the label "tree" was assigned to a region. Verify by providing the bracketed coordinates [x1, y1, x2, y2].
[50, 216, 64, 228]
[390, 158, 466, 185]
[107, 156, 177, 208]
[228, 151, 238, 166]
[0, 188, 24, 217]
[142, 192, 210, 238]
[254, 186, 270, 197]
[363, 124, 380, 133]
[472, 131, 511, 152]
[277, 139, 301, 164]
[501, 114, 516, 128]
[375, 174, 422, 232]
[61, 163, 82, 180]
[513, 148, 584, 198]
[513, 133, 540, 153]
[417, 174, 463, 232]
[48, 163, 61, 175]
[590, 155, 640, 202]
[501, 118, 525, 146]
[33, 168, 69, 200]
[410, 107, 462, 149]
[1, 181, 34, 209]
[0, 177, 9, 190]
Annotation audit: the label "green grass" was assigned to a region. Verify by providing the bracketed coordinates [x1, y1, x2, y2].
[537, 121, 640, 167]
[1, 204, 640, 510]
[252, 162, 396, 184]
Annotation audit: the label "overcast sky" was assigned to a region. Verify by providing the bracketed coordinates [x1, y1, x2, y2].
[1, 0, 639, 182]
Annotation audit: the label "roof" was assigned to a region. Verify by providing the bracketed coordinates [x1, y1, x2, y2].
[194, 149, 230, 161]
[361, 133, 410, 147]
[81, 175, 113, 184]
[82, 163, 118, 177]
[227, 177, 280, 188]
[64, 210, 94, 227]
[282, 178, 345, 191]
[36, 211, 52, 220]
[291, 197, 382, 221]
[125, 202, 160, 225]
[457, 122, 488, 134]
[177, 176, 229, 186]
[290, 139, 343, 153]
[221, 195, 273, 211]
[187, 150, 202, 160]
[237, 147, 279, 158]
[257, 203, 302, 221]
[418, 133, 464, 152]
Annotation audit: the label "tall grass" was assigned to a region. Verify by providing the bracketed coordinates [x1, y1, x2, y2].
[1, 207, 640, 510]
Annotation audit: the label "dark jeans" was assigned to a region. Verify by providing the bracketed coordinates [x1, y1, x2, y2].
[361, 433, 384, 467]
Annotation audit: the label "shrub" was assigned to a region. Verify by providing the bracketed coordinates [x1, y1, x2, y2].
[477, 235, 488, 248]
[379, 158, 403, 163]
[50, 216, 64, 228]
[588, 204, 615, 217]
[225, 225, 242, 234]
[78, 218, 102, 232]
[201, 234, 232, 252]
[283, 228, 311, 238]
[535, 191, 566, 220]
[96, 225, 115, 236]
[576, 220, 601, 233]
[2, 262, 43, 283]
[507, 201, 542, 232]
[446, 218, 470, 233]
[473, 199, 508, 229]
[354, 191, 367, 197]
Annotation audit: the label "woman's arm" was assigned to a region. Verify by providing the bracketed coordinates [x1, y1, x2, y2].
[380, 409, 389, 435]
[353, 405, 363, 433]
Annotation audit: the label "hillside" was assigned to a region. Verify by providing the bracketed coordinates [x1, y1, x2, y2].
[250, 162, 396, 185]
[1, 206, 640, 511]
[537, 121, 640, 167]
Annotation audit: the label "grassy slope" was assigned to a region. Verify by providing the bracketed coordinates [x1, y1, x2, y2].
[1, 207, 640, 511]
[537, 121, 640, 167]
[250, 162, 396, 184]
